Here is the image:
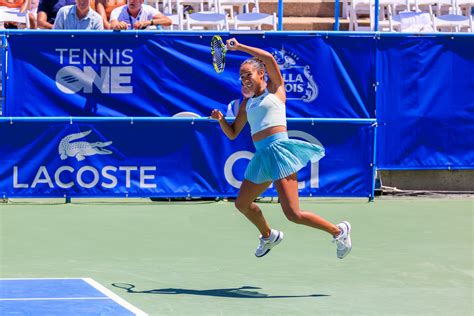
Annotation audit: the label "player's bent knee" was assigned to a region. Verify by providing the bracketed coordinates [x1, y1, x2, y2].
[234, 199, 250, 213]
[284, 209, 303, 223]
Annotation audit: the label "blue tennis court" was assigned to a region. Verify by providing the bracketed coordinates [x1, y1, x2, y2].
[0, 278, 147, 315]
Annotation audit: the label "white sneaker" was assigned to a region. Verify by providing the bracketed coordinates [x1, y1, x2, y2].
[255, 229, 283, 258]
[333, 221, 352, 259]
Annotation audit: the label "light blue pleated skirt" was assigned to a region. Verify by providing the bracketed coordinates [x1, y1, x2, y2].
[244, 132, 325, 184]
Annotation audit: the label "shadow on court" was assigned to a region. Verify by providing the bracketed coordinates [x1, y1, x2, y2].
[112, 283, 329, 299]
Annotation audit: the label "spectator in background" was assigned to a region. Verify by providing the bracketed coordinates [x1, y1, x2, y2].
[53, 0, 103, 29]
[109, 0, 171, 30]
[20, 0, 39, 29]
[37, 0, 76, 28]
[95, 0, 125, 29]
[0, 0, 36, 29]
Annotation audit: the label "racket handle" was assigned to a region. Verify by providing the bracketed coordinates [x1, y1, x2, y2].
[229, 41, 235, 47]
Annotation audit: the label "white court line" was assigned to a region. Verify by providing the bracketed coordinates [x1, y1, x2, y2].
[84, 278, 148, 316]
[0, 297, 110, 301]
[0, 278, 148, 316]
[0, 277, 85, 280]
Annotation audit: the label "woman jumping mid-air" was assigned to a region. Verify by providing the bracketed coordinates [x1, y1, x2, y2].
[210, 38, 352, 259]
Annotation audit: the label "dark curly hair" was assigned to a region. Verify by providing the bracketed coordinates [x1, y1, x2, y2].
[241, 57, 265, 73]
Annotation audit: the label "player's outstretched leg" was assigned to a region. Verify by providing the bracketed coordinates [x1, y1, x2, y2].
[275, 174, 352, 259]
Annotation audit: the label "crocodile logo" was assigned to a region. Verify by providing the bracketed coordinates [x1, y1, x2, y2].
[58, 130, 113, 161]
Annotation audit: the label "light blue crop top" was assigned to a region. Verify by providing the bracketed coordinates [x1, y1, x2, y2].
[246, 90, 287, 135]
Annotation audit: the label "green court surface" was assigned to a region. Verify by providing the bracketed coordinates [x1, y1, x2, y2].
[1, 197, 473, 315]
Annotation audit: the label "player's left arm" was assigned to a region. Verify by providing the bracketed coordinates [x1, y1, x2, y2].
[227, 38, 286, 103]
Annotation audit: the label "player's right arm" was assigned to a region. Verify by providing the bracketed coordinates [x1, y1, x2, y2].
[210, 98, 248, 140]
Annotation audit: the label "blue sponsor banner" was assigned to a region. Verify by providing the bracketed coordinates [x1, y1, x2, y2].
[1, 34, 5, 113]
[0, 118, 375, 198]
[376, 35, 474, 169]
[4, 31, 375, 118]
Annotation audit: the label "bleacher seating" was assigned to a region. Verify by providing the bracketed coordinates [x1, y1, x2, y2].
[1, 0, 472, 32]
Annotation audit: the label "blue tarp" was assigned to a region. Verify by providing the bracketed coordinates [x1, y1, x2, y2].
[3, 32, 376, 119]
[0, 118, 375, 198]
[376, 35, 474, 169]
[1, 31, 473, 176]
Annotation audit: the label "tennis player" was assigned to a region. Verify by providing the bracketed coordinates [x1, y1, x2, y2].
[210, 38, 352, 259]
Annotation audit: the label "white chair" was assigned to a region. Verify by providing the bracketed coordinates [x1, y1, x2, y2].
[144, 0, 163, 10]
[233, 12, 276, 30]
[397, 11, 435, 31]
[349, 0, 407, 31]
[166, 0, 216, 26]
[434, 13, 472, 31]
[456, 0, 474, 31]
[456, 0, 473, 15]
[0, 0, 30, 29]
[164, 13, 184, 29]
[377, 0, 409, 31]
[388, 0, 437, 31]
[349, 0, 371, 30]
[433, 0, 472, 32]
[214, 0, 259, 19]
[430, 0, 472, 31]
[163, 0, 186, 16]
[342, 0, 351, 18]
[185, 11, 228, 30]
[414, 0, 451, 16]
[180, 0, 208, 12]
[162, 0, 176, 14]
[162, 0, 184, 29]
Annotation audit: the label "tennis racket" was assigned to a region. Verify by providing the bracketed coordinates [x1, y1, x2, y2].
[112, 283, 136, 292]
[211, 35, 235, 74]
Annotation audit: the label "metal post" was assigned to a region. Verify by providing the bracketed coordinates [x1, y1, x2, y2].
[334, 0, 340, 31]
[278, 0, 284, 31]
[374, 0, 380, 31]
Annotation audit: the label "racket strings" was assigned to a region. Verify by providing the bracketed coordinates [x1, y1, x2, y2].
[211, 38, 225, 73]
